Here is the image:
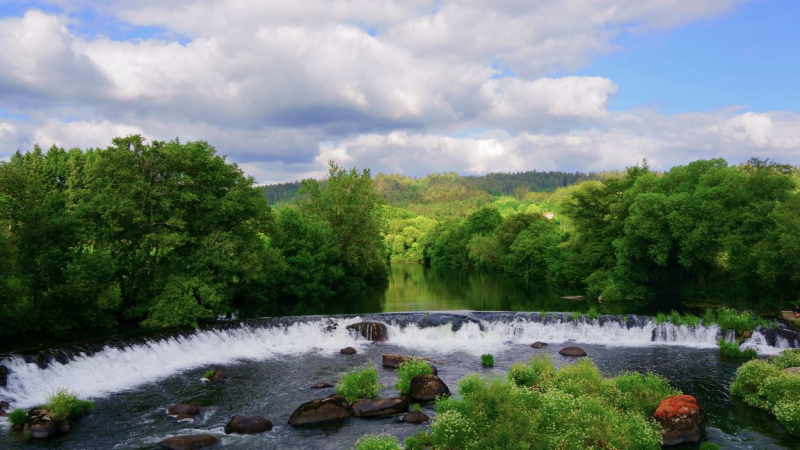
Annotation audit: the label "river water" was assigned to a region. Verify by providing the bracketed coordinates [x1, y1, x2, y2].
[1, 265, 798, 449]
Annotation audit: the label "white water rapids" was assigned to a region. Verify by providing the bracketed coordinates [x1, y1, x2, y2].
[0, 315, 794, 409]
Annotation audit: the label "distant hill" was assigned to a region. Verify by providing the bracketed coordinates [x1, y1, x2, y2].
[263, 170, 605, 206]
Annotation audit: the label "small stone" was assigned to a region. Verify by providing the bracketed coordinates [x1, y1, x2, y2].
[531, 342, 548, 348]
[352, 397, 408, 417]
[224, 415, 273, 434]
[742, 330, 752, 338]
[208, 370, 227, 383]
[310, 382, 334, 389]
[159, 434, 219, 449]
[168, 404, 206, 418]
[402, 411, 429, 424]
[559, 346, 587, 357]
[340, 347, 357, 355]
[288, 394, 353, 426]
[0, 400, 9, 409]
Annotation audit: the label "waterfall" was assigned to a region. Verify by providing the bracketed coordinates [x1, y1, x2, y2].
[0, 312, 796, 409]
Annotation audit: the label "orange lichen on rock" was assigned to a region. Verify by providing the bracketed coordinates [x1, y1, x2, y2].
[653, 394, 700, 420]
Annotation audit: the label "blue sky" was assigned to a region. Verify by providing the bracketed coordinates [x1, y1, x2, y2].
[0, 0, 797, 182]
[578, 0, 799, 113]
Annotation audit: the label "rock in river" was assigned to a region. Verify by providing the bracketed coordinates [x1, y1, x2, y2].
[340, 347, 357, 355]
[410, 374, 450, 402]
[402, 411, 429, 424]
[160, 434, 218, 449]
[653, 394, 706, 446]
[288, 394, 353, 426]
[559, 346, 587, 357]
[531, 341, 548, 348]
[310, 381, 333, 389]
[207, 370, 227, 383]
[382, 354, 438, 374]
[168, 404, 207, 419]
[352, 397, 408, 417]
[346, 322, 389, 341]
[225, 415, 273, 434]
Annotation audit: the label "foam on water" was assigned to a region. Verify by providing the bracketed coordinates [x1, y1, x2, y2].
[0, 314, 793, 408]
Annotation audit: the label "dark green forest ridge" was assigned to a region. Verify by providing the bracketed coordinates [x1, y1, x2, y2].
[1, 135, 799, 347]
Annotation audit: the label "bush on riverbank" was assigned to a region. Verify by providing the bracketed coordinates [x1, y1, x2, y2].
[395, 359, 433, 396]
[402, 356, 673, 449]
[730, 349, 800, 436]
[8, 408, 28, 426]
[336, 363, 381, 402]
[354, 434, 402, 450]
[717, 338, 757, 359]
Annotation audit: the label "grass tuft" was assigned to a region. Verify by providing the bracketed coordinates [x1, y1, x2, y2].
[395, 359, 433, 396]
[335, 363, 381, 403]
[481, 354, 494, 367]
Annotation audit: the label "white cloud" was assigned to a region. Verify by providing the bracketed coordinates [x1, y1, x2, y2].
[0, 1, 797, 182]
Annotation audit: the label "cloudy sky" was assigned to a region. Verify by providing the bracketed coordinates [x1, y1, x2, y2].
[0, 0, 798, 183]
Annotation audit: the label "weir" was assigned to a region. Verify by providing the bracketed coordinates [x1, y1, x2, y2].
[1, 312, 797, 409]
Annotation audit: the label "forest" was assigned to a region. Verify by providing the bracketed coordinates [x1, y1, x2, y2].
[2, 135, 799, 346]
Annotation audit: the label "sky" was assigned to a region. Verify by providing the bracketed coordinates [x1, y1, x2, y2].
[0, 0, 798, 183]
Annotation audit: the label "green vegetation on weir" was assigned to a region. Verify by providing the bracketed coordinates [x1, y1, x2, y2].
[358, 355, 680, 450]
[2, 134, 799, 347]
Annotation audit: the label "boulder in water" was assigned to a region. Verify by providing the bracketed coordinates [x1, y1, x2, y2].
[559, 346, 587, 357]
[346, 322, 388, 341]
[311, 381, 334, 389]
[0, 365, 8, 388]
[410, 375, 450, 402]
[340, 347, 357, 355]
[168, 404, 207, 419]
[352, 397, 408, 417]
[742, 330, 752, 338]
[402, 411, 429, 424]
[653, 394, 706, 446]
[26, 409, 59, 439]
[0, 410, 6, 417]
[288, 394, 353, 426]
[531, 341, 548, 348]
[159, 434, 219, 449]
[224, 415, 273, 434]
[1, 400, 9, 409]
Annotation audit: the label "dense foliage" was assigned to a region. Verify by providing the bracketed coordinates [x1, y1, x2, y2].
[400, 356, 675, 449]
[45, 389, 95, 421]
[730, 349, 800, 435]
[395, 359, 434, 396]
[0, 137, 387, 346]
[336, 363, 382, 403]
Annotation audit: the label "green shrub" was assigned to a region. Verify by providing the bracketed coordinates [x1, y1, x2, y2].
[45, 389, 94, 421]
[395, 359, 433, 396]
[742, 349, 758, 360]
[699, 443, 721, 450]
[403, 432, 433, 450]
[481, 354, 494, 367]
[411, 403, 422, 412]
[655, 313, 667, 325]
[668, 310, 682, 326]
[336, 363, 381, 402]
[203, 368, 215, 379]
[682, 313, 701, 327]
[774, 399, 800, 436]
[571, 311, 584, 321]
[353, 434, 402, 450]
[612, 372, 680, 416]
[702, 309, 717, 325]
[426, 359, 665, 450]
[718, 338, 743, 358]
[586, 307, 599, 321]
[772, 349, 800, 370]
[730, 351, 800, 436]
[717, 307, 755, 331]
[8, 408, 28, 426]
[620, 315, 628, 323]
[508, 355, 555, 390]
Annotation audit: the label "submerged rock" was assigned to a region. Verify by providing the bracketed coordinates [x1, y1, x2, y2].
[402, 410, 429, 424]
[1, 400, 9, 409]
[0, 365, 8, 388]
[559, 346, 587, 357]
[346, 322, 389, 341]
[224, 415, 273, 434]
[159, 434, 219, 449]
[310, 382, 334, 389]
[410, 375, 450, 402]
[352, 397, 408, 417]
[168, 404, 207, 419]
[653, 394, 706, 446]
[340, 347, 357, 355]
[288, 394, 353, 426]
[531, 341, 548, 348]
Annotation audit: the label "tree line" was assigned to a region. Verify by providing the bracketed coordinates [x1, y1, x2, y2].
[0, 136, 387, 346]
[383, 159, 800, 310]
